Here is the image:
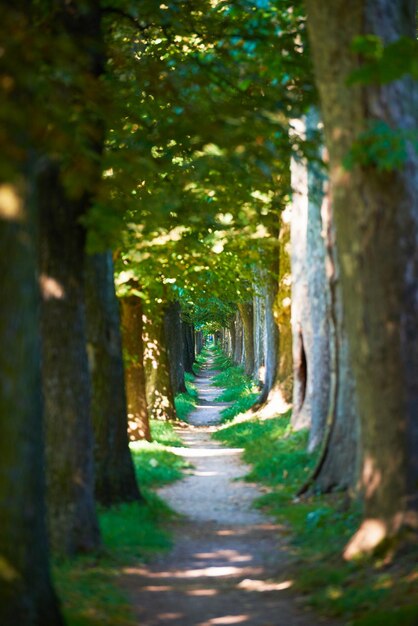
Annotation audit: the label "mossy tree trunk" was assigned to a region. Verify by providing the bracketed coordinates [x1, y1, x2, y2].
[120, 295, 152, 441]
[0, 176, 63, 625]
[85, 253, 142, 505]
[307, 0, 418, 550]
[38, 163, 100, 556]
[143, 311, 177, 421]
[164, 300, 187, 394]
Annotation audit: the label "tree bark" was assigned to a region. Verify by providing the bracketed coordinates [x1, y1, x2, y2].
[238, 302, 255, 377]
[233, 311, 244, 365]
[195, 330, 204, 355]
[120, 295, 152, 441]
[38, 163, 100, 556]
[164, 300, 187, 394]
[183, 321, 195, 374]
[85, 253, 142, 505]
[0, 177, 63, 625]
[143, 312, 177, 421]
[306, 0, 418, 551]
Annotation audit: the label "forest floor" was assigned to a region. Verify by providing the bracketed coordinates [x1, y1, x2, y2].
[121, 358, 339, 626]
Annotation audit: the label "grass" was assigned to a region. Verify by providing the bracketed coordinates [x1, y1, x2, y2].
[54, 419, 189, 626]
[214, 414, 418, 625]
[210, 351, 260, 423]
[174, 371, 198, 421]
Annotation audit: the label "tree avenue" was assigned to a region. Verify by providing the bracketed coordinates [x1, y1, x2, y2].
[0, 1, 416, 624]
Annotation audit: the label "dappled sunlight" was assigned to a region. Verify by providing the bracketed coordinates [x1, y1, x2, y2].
[237, 578, 293, 592]
[344, 518, 387, 560]
[168, 446, 244, 458]
[39, 274, 66, 300]
[362, 455, 382, 499]
[0, 184, 24, 221]
[201, 616, 248, 625]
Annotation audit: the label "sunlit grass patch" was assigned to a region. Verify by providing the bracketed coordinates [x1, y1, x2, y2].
[175, 375, 198, 422]
[150, 419, 183, 447]
[130, 440, 190, 487]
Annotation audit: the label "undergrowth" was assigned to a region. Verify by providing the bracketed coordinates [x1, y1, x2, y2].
[55, 419, 188, 626]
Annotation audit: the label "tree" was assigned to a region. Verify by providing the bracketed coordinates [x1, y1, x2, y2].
[85, 252, 142, 504]
[0, 177, 64, 626]
[306, 0, 418, 556]
[120, 292, 152, 441]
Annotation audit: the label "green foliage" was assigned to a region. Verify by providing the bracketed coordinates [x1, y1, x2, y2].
[344, 121, 418, 172]
[349, 35, 418, 85]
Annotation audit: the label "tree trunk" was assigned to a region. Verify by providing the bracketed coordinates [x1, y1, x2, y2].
[143, 312, 177, 421]
[120, 295, 152, 441]
[38, 163, 100, 556]
[253, 286, 266, 383]
[195, 330, 204, 355]
[299, 185, 360, 495]
[290, 113, 332, 449]
[229, 319, 236, 359]
[85, 252, 142, 505]
[306, 0, 418, 552]
[164, 301, 187, 394]
[238, 302, 255, 377]
[233, 311, 244, 364]
[0, 177, 63, 625]
[183, 321, 195, 374]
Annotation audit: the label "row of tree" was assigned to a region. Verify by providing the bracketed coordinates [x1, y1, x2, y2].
[1, 0, 416, 624]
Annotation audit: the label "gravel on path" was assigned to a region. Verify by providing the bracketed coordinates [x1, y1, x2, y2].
[122, 360, 339, 626]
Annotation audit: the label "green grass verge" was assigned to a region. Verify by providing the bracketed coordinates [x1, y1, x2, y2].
[174, 372, 198, 421]
[213, 414, 418, 624]
[211, 359, 259, 422]
[54, 420, 189, 626]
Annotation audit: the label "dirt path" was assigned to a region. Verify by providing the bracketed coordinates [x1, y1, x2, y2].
[122, 361, 337, 626]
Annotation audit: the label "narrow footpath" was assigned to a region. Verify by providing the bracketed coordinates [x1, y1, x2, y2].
[122, 359, 338, 626]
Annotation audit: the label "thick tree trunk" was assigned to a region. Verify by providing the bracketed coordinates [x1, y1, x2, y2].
[300, 188, 360, 495]
[85, 253, 142, 505]
[143, 312, 177, 421]
[290, 113, 331, 449]
[306, 0, 418, 552]
[183, 321, 195, 374]
[164, 301, 187, 394]
[120, 295, 152, 441]
[0, 178, 63, 625]
[238, 302, 255, 377]
[38, 163, 100, 556]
